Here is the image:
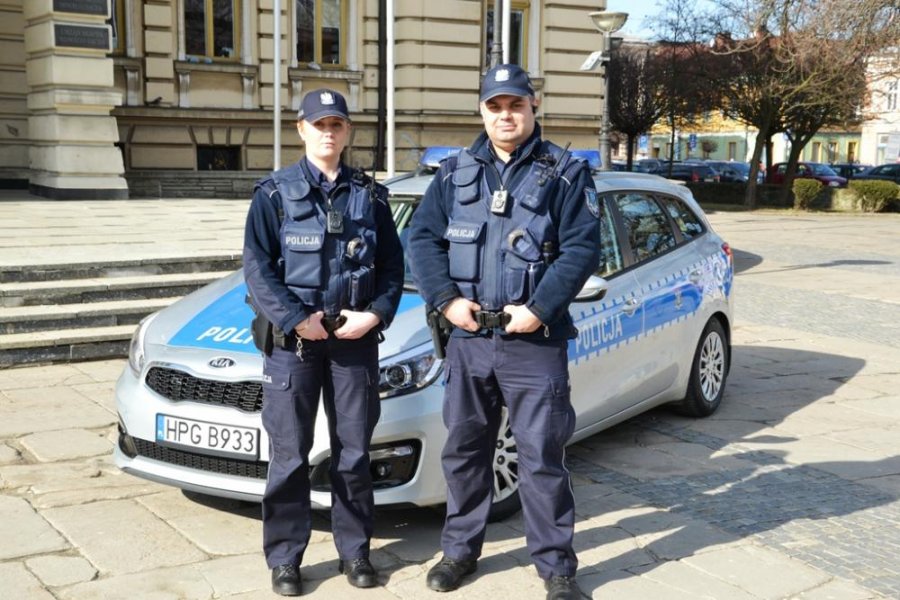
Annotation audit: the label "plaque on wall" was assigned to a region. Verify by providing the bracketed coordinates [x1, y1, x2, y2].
[54, 24, 110, 50]
[53, 0, 109, 16]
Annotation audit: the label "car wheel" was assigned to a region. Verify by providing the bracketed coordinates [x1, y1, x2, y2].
[677, 319, 728, 417]
[488, 407, 522, 522]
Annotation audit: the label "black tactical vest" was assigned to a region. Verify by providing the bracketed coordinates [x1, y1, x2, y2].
[271, 163, 383, 315]
[444, 142, 572, 310]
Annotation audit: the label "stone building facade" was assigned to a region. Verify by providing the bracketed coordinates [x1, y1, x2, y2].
[0, 0, 612, 199]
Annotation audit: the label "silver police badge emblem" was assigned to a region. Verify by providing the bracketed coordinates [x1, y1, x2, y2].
[320, 92, 335, 105]
[585, 188, 600, 219]
[495, 68, 510, 82]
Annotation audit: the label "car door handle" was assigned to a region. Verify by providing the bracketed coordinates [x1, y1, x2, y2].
[622, 297, 641, 316]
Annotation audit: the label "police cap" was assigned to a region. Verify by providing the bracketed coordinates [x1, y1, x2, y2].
[479, 64, 535, 102]
[297, 88, 350, 123]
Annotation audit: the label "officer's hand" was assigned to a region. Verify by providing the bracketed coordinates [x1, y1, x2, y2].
[503, 304, 543, 334]
[334, 310, 380, 340]
[443, 298, 481, 332]
[296, 311, 328, 340]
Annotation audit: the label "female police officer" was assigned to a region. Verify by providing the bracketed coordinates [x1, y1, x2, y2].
[243, 89, 403, 596]
[407, 65, 601, 600]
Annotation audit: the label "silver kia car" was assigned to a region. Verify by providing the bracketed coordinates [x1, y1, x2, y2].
[115, 149, 734, 520]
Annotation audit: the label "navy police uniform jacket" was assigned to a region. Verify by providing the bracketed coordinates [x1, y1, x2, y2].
[408, 125, 602, 341]
[243, 158, 404, 335]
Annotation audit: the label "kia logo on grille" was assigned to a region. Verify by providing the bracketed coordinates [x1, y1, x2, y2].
[208, 357, 235, 368]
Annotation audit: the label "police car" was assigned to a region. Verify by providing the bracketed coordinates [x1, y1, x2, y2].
[115, 147, 734, 520]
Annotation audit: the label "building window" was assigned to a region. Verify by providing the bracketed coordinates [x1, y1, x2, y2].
[108, 0, 125, 55]
[297, 0, 346, 67]
[827, 141, 838, 163]
[887, 80, 898, 111]
[197, 146, 241, 170]
[728, 141, 737, 160]
[185, 0, 240, 60]
[811, 141, 821, 162]
[484, 1, 529, 69]
[848, 141, 857, 163]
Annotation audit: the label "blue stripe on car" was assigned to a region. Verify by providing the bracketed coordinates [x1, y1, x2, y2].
[169, 283, 427, 354]
[168, 251, 729, 358]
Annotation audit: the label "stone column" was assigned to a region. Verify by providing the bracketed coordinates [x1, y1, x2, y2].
[24, 0, 127, 199]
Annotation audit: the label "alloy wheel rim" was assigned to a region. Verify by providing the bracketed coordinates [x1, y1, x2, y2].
[699, 331, 725, 402]
[492, 408, 518, 502]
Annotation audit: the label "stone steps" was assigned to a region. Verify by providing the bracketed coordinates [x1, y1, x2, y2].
[0, 256, 240, 368]
[0, 298, 180, 334]
[0, 271, 233, 307]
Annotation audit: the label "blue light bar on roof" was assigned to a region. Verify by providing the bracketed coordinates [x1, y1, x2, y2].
[571, 149, 601, 171]
[419, 146, 462, 169]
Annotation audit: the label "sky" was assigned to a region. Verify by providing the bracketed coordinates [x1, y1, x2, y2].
[606, 0, 661, 38]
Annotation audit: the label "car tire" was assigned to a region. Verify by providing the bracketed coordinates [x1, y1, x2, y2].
[676, 318, 728, 417]
[488, 407, 522, 522]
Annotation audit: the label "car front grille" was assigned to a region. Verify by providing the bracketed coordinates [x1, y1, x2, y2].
[133, 438, 268, 479]
[146, 366, 263, 412]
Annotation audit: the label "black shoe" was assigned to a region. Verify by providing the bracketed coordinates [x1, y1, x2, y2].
[545, 575, 581, 600]
[426, 556, 477, 592]
[271, 564, 302, 596]
[339, 557, 378, 588]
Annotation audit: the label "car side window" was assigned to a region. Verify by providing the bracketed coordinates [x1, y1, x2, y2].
[658, 195, 705, 240]
[596, 195, 623, 278]
[615, 193, 676, 263]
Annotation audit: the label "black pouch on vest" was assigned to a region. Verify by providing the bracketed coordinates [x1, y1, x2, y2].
[349, 265, 375, 309]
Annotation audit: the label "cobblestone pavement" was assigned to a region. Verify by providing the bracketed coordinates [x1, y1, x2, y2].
[1, 209, 900, 599]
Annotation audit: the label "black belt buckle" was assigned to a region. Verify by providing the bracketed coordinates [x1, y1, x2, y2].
[475, 310, 510, 330]
[321, 314, 347, 333]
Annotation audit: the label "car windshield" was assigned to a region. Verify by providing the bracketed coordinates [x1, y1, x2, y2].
[809, 163, 839, 176]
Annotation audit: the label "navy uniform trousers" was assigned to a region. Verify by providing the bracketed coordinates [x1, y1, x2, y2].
[261, 331, 380, 569]
[441, 333, 578, 579]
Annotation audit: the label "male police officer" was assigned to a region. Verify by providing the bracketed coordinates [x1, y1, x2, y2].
[243, 89, 404, 596]
[407, 65, 601, 600]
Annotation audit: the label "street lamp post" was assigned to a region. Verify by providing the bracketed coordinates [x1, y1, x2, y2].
[588, 11, 627, 171]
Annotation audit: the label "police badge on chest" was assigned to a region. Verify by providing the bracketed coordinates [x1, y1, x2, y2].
[491, 190, 508, 214]
[327, 209, 344, 234]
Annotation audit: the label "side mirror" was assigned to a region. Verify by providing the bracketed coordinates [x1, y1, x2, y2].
[574, 275, 608, 302]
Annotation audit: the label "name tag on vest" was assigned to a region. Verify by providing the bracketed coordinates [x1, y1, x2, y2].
[284, 232, 324, 250]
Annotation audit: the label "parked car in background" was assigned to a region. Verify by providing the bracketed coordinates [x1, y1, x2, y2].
[853, 163, 900, 185]
[114, 152, 734, 520]
[767, 162, 847, 187]
[666, 163, 721, 183]
[635, 158, 665, 174]
[829, 163, 873, 180]
[706, 161, 765, 184]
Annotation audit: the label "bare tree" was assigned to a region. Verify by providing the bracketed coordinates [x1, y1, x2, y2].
[607, 45, 666, 171]
[707, 0, 900, 207]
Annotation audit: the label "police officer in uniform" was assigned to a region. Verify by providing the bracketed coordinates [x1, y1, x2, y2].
[407, 65, 601, 600]
[243, 89, 404, 596]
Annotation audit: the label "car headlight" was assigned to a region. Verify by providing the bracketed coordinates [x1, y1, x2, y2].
[128, 313, 157, 377]
[378, 344, 443, 399]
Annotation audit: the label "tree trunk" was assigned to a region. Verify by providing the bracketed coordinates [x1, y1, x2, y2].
[626, 134, 636, 171]
[744, 134, 767, 209]
[777, 139, 806, 206]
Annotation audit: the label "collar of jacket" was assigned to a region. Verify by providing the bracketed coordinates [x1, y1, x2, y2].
[468, 123, 543, 166]
[301, 157, 350, 189]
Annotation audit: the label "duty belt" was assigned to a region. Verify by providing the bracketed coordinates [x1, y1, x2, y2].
[474, 310, 511, 329]
[321, 314, 347, 333]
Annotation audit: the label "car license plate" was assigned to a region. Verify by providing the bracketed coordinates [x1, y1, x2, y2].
[156, 414, 259, 460]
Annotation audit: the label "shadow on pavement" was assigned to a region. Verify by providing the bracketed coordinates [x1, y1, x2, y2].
[179, 344, 898, 596]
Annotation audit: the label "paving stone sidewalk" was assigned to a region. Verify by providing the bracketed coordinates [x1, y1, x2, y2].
[1, 207, 899, 599]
